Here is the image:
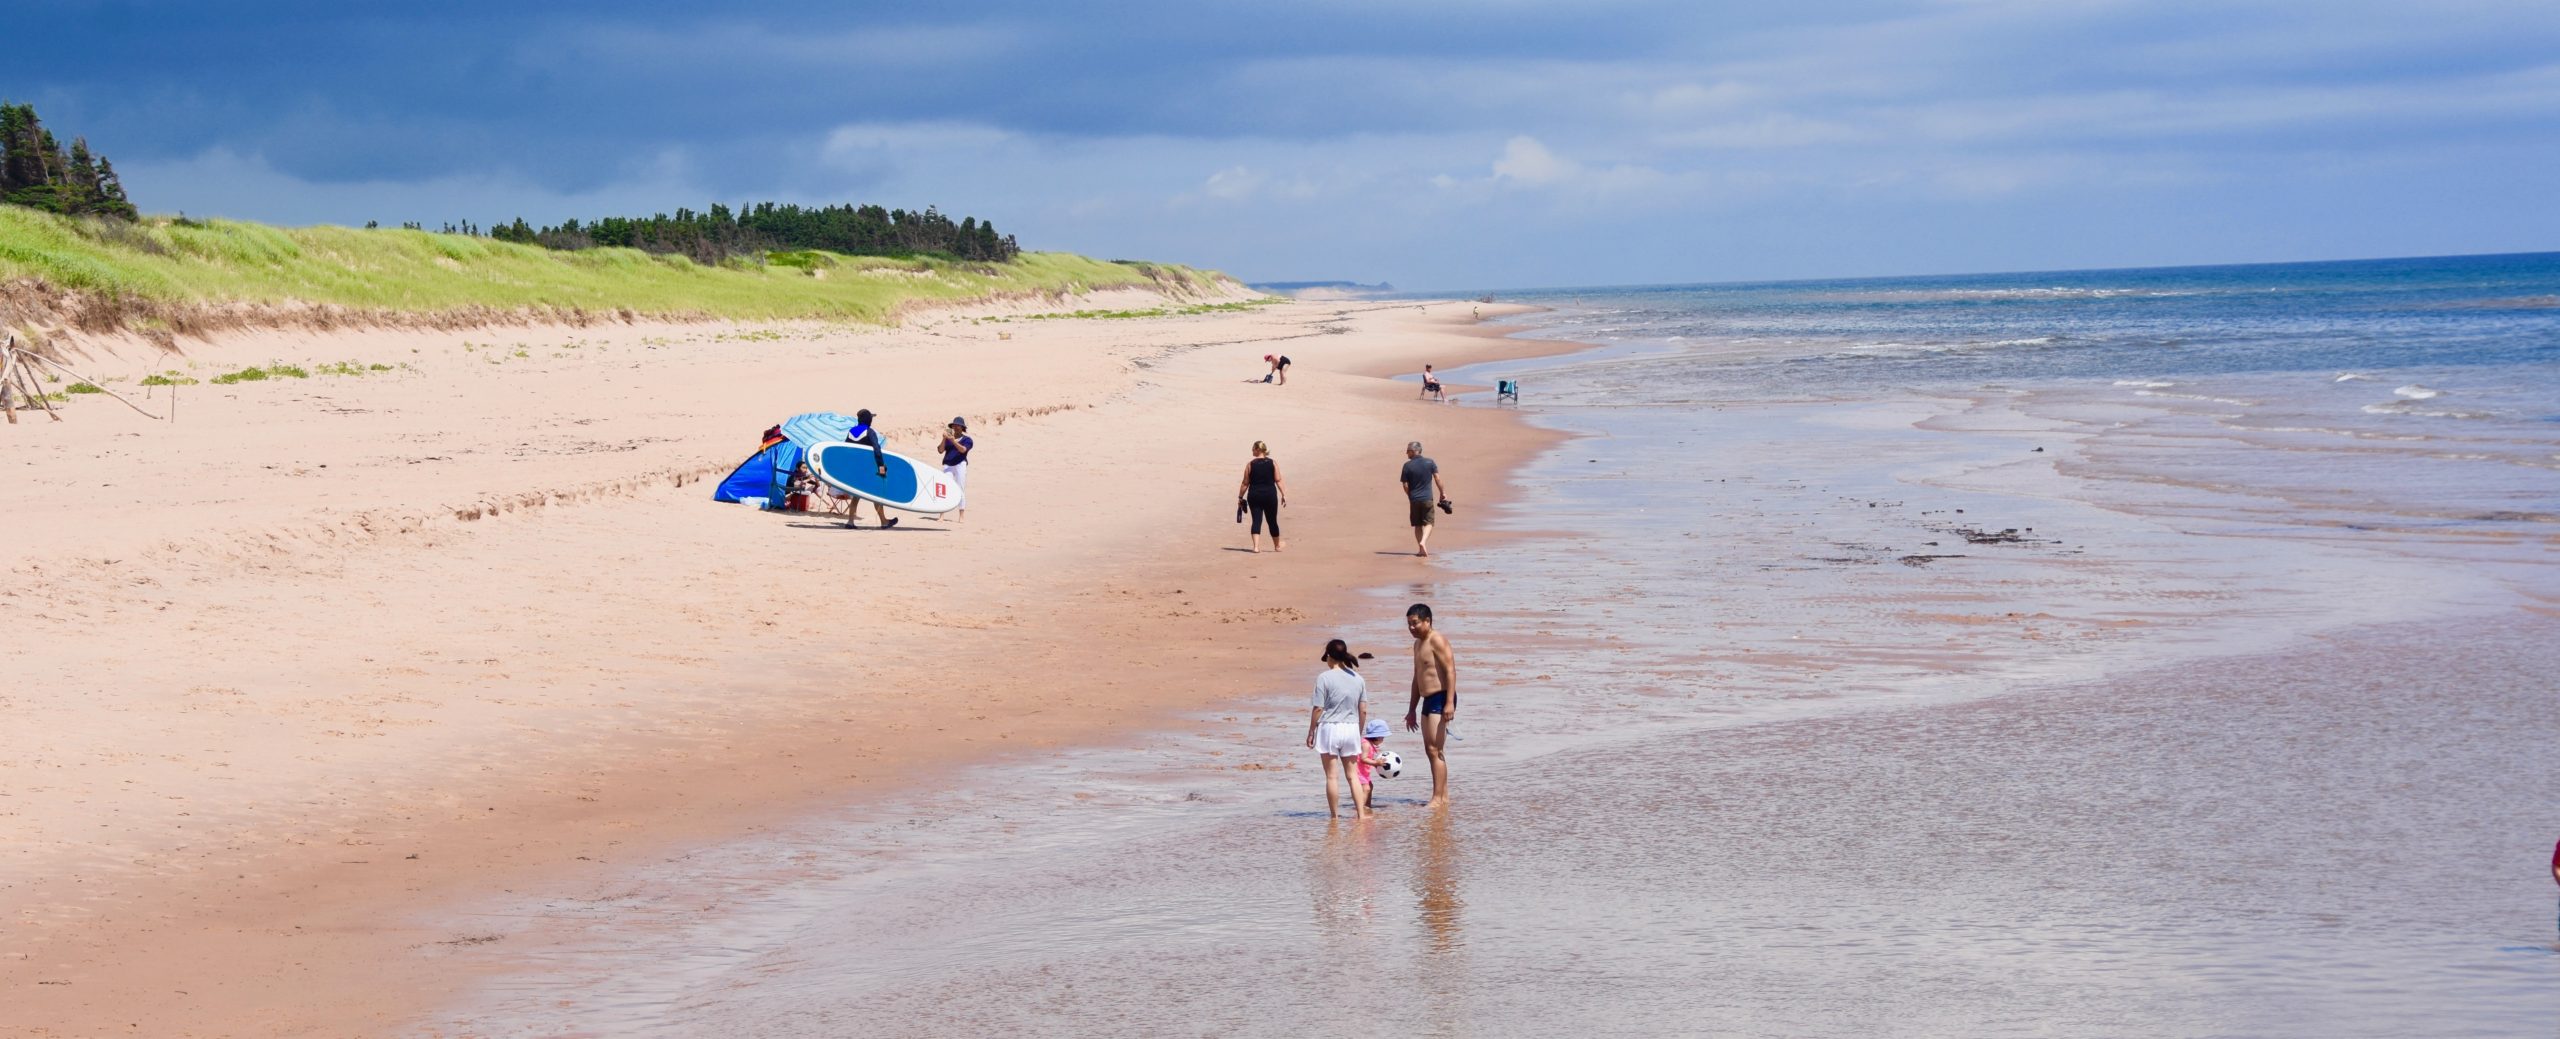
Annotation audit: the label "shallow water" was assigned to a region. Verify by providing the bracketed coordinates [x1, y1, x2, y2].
[437, 612, 2559, 1038]
[434, 259, 2559, 1035]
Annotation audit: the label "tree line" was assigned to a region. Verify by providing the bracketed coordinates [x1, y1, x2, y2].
[1, 102, 138, 220]
[473, 201, 1019, 264]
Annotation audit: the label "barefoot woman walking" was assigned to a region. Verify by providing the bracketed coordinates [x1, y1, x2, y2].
[1238, 441, 1287, 552]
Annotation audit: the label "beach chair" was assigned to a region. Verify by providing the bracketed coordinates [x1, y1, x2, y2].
[1496, 380, 1520, 405]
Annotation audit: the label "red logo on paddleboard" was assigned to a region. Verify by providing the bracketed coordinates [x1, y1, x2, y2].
[934, 482, 949, 497]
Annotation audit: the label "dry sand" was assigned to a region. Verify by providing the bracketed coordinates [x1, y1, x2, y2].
[0, 292, 1567, 1036]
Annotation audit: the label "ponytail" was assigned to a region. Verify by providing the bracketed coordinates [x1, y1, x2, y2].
[1321, 638, 1360, 672]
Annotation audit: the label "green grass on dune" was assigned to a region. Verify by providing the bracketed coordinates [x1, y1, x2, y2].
[0, 207, 1232, 324]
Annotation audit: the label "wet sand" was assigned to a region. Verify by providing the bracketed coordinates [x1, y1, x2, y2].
[417, 329, 2555, 1036]
[0, 294, 1566, 1036]
[440, 612, 2557, 1038]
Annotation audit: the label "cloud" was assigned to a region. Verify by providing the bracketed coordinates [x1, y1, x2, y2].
[1491, 137, 1578, 186]
[19, 0, 2560, 287]
[1201, 166, 1265, 200]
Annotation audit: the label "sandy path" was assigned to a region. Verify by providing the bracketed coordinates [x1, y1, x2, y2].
[1, 294, 1565, 1036]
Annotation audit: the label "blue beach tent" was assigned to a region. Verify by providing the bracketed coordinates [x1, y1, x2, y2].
[712, 411, 860, 508]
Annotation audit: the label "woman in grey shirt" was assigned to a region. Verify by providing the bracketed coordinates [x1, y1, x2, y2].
[1303, 639, 1372, 821]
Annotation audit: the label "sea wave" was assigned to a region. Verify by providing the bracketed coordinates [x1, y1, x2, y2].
[2362, 401, 2495, 420]
[1820, 287, 2198, 303]
[2426, 295, 2560, 310]
[1830, 335, 2071, 359]
[2114, 379, 2177, 388]
[2135, 390, 2259, 406]
[2334, 373, 2376, 382]
[2393, 384, 2442, 400]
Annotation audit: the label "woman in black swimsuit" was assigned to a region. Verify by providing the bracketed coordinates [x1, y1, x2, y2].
[1237, 440, 1287, 553]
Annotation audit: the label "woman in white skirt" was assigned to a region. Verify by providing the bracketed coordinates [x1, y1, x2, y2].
[937, 416, 972, 521]
[1303, 639, 1372, 820]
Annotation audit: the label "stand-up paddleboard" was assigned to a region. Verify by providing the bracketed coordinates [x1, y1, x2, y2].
[807, 441, 963, 514]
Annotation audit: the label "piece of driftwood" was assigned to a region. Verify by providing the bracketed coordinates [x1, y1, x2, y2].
[1, 332, 165, 421]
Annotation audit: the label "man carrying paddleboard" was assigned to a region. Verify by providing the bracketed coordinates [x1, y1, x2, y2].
[844, 409, 899, 529]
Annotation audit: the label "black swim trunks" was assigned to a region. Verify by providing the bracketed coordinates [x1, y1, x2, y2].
[1409, 499, 1436, 527]
[1421, 692, 1448, 715]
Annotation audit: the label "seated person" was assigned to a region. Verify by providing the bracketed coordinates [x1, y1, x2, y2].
[785, 463, 818, 512]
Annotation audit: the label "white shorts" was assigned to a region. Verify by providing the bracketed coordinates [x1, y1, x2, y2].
[1315, 722, 1363, 758]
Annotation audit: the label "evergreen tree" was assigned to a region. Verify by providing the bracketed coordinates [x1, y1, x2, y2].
[0, 102, 140, 219]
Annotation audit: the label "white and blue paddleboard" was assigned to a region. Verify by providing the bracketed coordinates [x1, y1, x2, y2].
[807, 442, 963, 514]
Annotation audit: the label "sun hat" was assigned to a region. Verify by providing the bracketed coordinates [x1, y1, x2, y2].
[1363, 719, 1390, 739]
[949, 416, 967, 429]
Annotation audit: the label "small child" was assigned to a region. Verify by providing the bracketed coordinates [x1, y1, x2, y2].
[1359, 718, 1391, 808]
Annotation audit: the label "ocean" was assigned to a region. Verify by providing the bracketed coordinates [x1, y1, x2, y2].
[436, 253, 2558, 1037]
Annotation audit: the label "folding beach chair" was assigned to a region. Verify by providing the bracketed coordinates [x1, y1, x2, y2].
[1496, 380, 1520, 405]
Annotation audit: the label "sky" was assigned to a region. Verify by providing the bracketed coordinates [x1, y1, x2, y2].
[8, 1, 2559, 290]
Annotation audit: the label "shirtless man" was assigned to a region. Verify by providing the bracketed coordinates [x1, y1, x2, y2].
[1402, 602, 1457, 807]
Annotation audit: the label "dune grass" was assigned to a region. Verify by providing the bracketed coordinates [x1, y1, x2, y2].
[0, 207, 1232, 324]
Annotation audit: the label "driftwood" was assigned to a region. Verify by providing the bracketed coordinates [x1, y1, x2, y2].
[1, 335, 60, 423]
[1, 332, 164, 421]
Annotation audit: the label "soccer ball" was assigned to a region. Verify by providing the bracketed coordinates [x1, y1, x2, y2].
[1375, 751, 1403, 779]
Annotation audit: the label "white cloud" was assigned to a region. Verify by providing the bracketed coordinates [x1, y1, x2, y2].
[1492, 136, 1579, 185]
[1202, 165, 1265, 200]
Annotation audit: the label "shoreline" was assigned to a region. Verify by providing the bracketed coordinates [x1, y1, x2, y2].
[419, 603, 2560, 1035]
[1, 296, 1577, 1035]
[439, 268, 2553, 1033]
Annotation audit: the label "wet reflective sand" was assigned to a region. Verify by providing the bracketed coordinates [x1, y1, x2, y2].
[433, 315, 2558, 1036]
[439, 611, 2557, 1038]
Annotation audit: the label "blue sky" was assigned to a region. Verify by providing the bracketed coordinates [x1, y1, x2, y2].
[9, 1, 2559, 289]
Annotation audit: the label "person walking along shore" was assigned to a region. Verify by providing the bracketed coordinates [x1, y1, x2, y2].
[1238, 440, 1287, 552]
[1400, 441, 1447, 557]
[1403, 603, 1457, 808]
[1305, 639, 1373, 820]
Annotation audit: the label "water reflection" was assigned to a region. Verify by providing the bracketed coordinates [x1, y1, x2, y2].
[1311, 819, 1384, 941]
[1413, 809, 1469, 1039]
[1415, 810, 1466, 957]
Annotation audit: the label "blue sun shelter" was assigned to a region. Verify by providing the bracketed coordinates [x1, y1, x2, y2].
[712, 411, 861, 508]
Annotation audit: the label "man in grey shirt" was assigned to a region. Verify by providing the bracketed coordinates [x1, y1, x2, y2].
[1399, 441, 1446, 557]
